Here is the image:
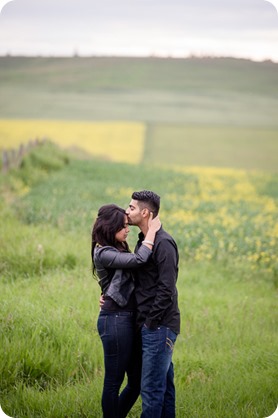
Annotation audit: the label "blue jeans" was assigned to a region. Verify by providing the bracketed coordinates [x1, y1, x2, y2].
[97, 310, 141, 418]
[141, 325, 177, 418]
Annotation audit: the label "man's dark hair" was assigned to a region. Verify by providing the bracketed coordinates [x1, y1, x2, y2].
[132, 190, 160, 217]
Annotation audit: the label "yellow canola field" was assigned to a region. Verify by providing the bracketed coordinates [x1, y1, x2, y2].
[0, 119, 145, 164]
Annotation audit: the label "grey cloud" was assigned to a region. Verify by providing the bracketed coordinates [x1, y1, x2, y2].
[0, 0, 277, 59]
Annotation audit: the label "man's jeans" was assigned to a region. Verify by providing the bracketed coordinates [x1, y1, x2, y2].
[141, 325, 177, 418]
[97, 310, 141, 418]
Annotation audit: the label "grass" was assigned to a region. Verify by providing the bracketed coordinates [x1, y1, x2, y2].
[0, 143, 277, 417]
[144, 124, 278, 171]
[0, 56, 277, 126]
[1, 261, 277, 418]
[0, 54, 277, 415]
[1, 119, 278, 171]
[1, 56, 277, 95]
[1, 56, 278, 172]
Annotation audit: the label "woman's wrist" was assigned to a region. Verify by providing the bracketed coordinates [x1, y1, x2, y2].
[145, 231, 156, 242]
[142, 239, 154, 246]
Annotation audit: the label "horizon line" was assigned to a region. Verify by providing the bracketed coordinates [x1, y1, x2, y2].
[0, 53, 277, 64]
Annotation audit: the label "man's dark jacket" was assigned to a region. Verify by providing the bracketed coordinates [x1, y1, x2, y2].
[134, 227, 180, 335]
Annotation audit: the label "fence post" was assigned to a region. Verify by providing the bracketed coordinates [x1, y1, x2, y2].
[2, 150, 9, 173]
[1, 138, 43, 174]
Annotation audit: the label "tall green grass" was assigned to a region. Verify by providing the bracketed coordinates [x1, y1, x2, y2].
[0, 144, 277, 417]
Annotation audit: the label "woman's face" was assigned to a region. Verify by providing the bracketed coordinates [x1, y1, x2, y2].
[115, 214, 130, 243]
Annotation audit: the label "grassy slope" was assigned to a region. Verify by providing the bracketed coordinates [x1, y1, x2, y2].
[1, 56, 278, 172]
[0, 56, 277, 126]
[0, 145, 277, 417]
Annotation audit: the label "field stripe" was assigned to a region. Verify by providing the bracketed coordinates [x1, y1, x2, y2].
[0, 119, 146, 164]
[142, 123, 278, 172]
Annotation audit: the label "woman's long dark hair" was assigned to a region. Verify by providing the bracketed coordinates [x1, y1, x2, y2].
[91, 204, 130, 271]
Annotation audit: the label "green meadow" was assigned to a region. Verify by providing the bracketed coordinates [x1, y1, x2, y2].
[143, 124, 278, 171]
[1, 56, 277, 126]
[1, 56, 278, 171]
[0, 57, 278, 417]
[0, 142, 277, 418]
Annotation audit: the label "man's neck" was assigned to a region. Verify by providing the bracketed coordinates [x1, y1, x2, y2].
[140, 223, 149, 237]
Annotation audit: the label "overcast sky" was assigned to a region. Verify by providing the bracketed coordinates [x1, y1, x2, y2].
[0, 0, 277, 61]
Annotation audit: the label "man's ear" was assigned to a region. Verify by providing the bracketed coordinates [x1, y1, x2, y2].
[141, 208, 149, 218]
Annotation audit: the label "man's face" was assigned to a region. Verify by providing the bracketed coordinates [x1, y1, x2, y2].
[126, 199, 144, 226]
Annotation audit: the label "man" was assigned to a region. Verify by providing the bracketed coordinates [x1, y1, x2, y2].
[126, 190, 180, 418]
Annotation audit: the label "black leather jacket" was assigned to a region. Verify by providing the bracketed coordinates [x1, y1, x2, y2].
[93, 244, 152, 307]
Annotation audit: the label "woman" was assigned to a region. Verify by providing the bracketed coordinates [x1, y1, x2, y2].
[91, 204, 161, 418]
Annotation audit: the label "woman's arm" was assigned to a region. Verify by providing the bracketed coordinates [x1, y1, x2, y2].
[95, 214, 161, 268]
[95, 244, 151, 269]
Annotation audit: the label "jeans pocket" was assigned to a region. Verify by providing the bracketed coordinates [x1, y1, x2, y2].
[97, 314, 107, 337]
[165, 328, 177, 353]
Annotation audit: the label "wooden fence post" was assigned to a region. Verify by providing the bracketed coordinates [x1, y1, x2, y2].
[2, 150, 9, 173]
[1, 138, 44, 174]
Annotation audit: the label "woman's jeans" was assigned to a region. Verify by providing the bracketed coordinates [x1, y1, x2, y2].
[97, 310, 141, 418]
[140, 325, 177, 418]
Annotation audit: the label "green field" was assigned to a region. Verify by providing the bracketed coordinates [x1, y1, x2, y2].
[144, 124, 278, 171]
[0, 56, 278, 171]
[0, 143, 277, 417]
[0, 57, 277, 417]
[1, 56, 277, 126]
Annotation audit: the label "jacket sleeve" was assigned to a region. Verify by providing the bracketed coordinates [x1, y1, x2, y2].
[144, 239, 178, 329]
[97, 245, 152, 269]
